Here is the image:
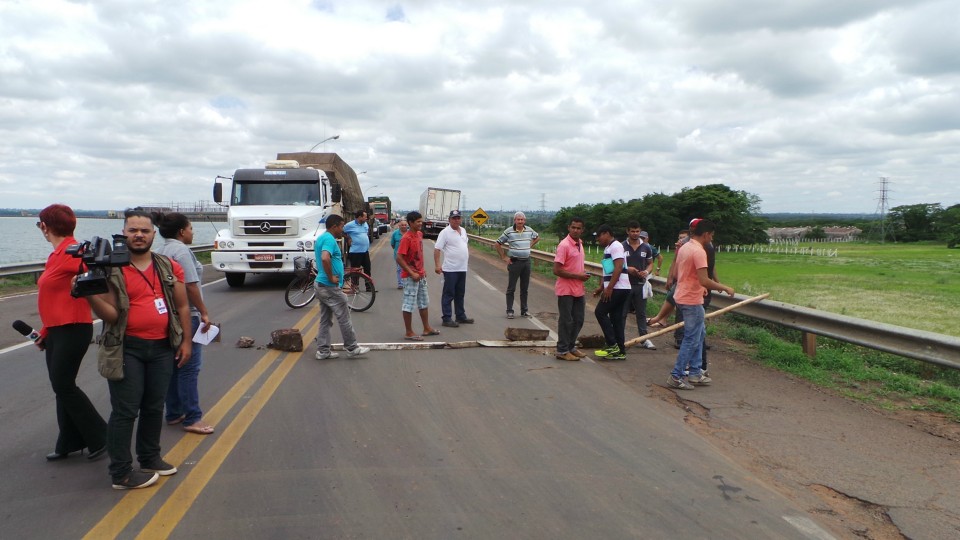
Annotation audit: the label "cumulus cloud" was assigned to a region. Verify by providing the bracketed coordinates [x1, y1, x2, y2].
[0, 0, 957, 214]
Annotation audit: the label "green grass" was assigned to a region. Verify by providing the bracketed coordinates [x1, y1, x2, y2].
[709, 312, 960, 421]
[0, 273, 38, 295]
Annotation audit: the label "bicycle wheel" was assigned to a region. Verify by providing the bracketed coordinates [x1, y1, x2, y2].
[284, 275, 316, 309]
[344, 273, 376, 312]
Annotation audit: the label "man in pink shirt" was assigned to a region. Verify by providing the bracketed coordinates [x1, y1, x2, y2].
[668, 219, 734, 390]
[552, 217, 592, 361]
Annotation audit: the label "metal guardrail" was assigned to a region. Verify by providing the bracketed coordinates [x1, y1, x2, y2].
[469, 234, 960, 370]
[0, 244, 216, 280]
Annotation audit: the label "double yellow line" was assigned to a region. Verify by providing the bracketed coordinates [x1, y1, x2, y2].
[84, 307, 319, 539]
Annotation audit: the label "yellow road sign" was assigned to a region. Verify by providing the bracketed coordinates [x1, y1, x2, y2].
[471, 207, 489, 227]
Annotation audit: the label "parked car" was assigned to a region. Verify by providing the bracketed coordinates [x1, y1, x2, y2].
[370, 218, 391, 239]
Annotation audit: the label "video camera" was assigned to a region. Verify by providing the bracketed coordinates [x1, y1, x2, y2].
[66, 235, 131, 297]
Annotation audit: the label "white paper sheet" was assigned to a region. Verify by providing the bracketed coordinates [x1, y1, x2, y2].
[193, 324, 220, 345]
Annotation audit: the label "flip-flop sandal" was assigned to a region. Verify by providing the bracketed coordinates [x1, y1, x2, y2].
[166, 415, 185, 425]
[183, 424, 215, 435]
[422, 330, 440, 336]
[404, 335, 424, 341]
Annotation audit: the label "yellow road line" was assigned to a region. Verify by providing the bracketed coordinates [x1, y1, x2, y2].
[83, 307, 318, 539]
[136, 321, 318, 539]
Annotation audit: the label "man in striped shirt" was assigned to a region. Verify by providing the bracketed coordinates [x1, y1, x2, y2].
[496, 212, 540, 319]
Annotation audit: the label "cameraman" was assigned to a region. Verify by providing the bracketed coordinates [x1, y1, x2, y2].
[83, 209, 192, 490]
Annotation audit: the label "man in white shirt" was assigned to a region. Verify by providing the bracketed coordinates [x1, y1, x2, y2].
[434, 210, 474, 327]
[592, 224, 632, 360]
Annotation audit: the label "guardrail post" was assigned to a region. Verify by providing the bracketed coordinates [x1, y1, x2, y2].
[801, 331, 817, 358]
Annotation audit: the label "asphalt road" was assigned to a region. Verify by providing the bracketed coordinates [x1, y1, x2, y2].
[0, 236, 834, 539]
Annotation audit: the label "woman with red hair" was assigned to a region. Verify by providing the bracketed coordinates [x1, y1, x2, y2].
[35, 204, 107, 461]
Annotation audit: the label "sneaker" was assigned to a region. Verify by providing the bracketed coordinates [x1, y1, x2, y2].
[570, 349, 587, 358]
[521, 311, 530, 318]
[688, 373, 712, 385]
[456, 318, 475, 324]
[506, 311, 515, 319]
[641, 340, 657, 350]
[606, 351, 626, 361]
[594, 348, 610, 357]
[668, 376, 695, 390]
[112, 471, 159, 490]
[141, 458, 177, 476]
[555, 352, 579, 361]
[347, 346, 370, 358]
[316, 350, 339, 360]
[397, 285, 403, 289]
[442, 320, 460, 328]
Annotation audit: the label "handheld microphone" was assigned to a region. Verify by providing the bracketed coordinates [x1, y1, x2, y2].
[12, 320, 41, 342]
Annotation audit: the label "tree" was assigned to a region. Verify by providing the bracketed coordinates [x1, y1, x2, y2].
[889, 203, 942, 242]
[807, 226, 827, 241]
[551, 183, 768, 248]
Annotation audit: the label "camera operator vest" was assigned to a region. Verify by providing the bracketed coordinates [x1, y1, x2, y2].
[96, 253, 184, 380]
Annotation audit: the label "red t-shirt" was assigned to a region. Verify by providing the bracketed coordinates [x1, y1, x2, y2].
[123, 260, 185, 339]
[37, 237, 94, 338]
[397, 230, 424, 278]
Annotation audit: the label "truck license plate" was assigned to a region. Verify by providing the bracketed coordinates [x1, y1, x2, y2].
[253, 254, 275, 261]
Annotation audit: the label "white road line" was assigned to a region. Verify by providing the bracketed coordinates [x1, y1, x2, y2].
[782, 516, 836, 540]
[473, 275, 498, 291]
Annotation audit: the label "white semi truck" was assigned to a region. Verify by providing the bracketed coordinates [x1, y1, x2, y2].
[211, 153, 364, 287]
[419, 187, 461, 239]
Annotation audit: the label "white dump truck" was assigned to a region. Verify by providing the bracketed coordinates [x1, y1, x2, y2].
[211, 153, 364, 287]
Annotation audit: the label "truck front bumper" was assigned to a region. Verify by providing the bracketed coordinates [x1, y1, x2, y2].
[211, 251, 312, 273]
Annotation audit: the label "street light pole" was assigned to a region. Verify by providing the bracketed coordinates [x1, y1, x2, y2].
[308, 135, 340, 152]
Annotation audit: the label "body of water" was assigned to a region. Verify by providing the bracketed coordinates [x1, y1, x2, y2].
[0, 216, 227, 266]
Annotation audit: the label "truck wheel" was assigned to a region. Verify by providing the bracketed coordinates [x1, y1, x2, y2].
[225, 272, 246, 287]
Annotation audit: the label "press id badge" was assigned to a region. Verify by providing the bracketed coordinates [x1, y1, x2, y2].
[154, 297, 168, 314]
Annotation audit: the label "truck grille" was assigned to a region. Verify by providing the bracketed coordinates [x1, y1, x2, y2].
[238, 220, 291, 236]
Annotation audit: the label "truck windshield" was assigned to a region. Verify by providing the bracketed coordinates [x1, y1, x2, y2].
[233, 181, 321, 206]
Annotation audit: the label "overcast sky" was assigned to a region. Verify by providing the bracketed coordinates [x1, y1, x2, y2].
[1, 0, 958, 215]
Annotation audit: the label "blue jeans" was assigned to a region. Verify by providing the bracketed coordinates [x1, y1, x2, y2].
[671, 304, 705, 379]
[440, 271, 467, 321]
[556, 295, 585, 354]
[315, 283, 359, 354]
[165, 316, 203, 426]
[107, 335, 174, 481]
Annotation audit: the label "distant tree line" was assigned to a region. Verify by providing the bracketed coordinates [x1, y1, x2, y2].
[888, 203, 960, 248]
[548, 184, 769, 247]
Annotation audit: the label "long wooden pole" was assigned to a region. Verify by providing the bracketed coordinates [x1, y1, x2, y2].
[625, 293, 770, 348]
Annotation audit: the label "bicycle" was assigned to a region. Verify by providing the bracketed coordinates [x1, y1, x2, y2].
[285, 256, 376, 312]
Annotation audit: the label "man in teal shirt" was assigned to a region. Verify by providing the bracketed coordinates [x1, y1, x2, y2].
[314, 214, 369, 360]
[390, 219, 408, 289]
